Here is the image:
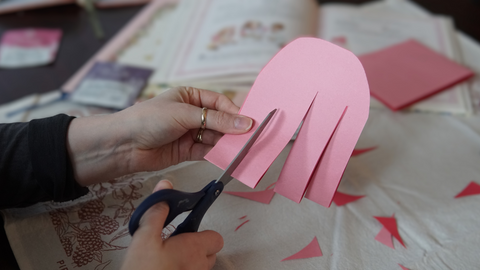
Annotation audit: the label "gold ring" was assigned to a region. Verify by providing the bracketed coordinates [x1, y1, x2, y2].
[196, 128, 204, 143]
[201, 107, 207, 129]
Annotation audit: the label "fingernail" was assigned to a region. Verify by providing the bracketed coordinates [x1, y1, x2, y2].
[157, 179, 173, 190]
[234, 116, 253, 131]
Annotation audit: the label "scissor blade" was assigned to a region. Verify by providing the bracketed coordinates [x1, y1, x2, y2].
[216, 108, 277, 186]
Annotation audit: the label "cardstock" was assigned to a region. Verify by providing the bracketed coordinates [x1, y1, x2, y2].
[398, 264, 410, 270]
[332, 191, 365, 206]
[224, 189, 275, 204]
[281, 236, 322, 261]
[454, 181, 480, 198]
[0, 28, 62, 68]
[351, 147, 377, 156]
[359, 39, 474, 111]
[374, 216, 405, 248]
[70, 62, 153, 109]
[206, 38, 370, 208]
[375, 226, 394, 249]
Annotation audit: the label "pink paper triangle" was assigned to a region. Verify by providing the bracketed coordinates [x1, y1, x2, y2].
[374, 216, 405, 248]
[398, 264, 410, 270]
[351, 147, 377, 156]
[333, 191, 365, 206]
[375, 226, 394, 249]
[281, 236, 322, 261]
[455, 181, 480, 198]
[224, 189, 275, 204]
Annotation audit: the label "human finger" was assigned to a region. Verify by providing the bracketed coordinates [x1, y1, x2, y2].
[138, 179, 173, 236]
[191, 129, 224, 145]
[192, 230, 224, 255]
[179, 87, 241, 115]
[206, 254, 217, 270]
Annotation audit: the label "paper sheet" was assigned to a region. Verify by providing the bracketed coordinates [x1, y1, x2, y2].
[206, 37, 370, 208]
[281, 236, 322, 261]
[224, 189, 275, 204]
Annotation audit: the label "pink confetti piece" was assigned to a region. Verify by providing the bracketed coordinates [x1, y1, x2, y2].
[375, 226, 394, 249]
[281, 236, 323, 261]
[374, 216, 405, 248]
[455, 181, 480, 198]
[239, 215, 247, 220]
[351, 146, 377, 156]
[235, 220, 250, 232]
[332, 191, 365, 206]
[398, 264, 410, 270]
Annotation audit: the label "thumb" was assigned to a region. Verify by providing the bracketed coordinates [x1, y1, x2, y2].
[138, 179, 173, 236]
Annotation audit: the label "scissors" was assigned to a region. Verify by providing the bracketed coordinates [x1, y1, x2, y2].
[129, 109, 277, 237]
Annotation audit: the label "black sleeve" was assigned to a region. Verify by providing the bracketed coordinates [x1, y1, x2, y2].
[0, 114, 89, 209]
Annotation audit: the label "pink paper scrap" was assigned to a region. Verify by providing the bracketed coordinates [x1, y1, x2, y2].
[375, 226, 394, 249]
[235, 220, 250, 232]
[374, 216, 405, 248]
[332, 191, 365, 206]
[454, 181, 480, 198]
[0, 28, 62, 68]
[359, 39, 474, 111]
[281, 236, 322, 262]
[224, 189, 275, 204]
[206, 37, 370, 208]
[351, 147, 377, 156]
[398, 264, 410, 270]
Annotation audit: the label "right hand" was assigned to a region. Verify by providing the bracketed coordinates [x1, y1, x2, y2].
[121, 179, 224, 270]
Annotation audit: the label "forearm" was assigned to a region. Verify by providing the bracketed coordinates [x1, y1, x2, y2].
[67, 113, 133, 186]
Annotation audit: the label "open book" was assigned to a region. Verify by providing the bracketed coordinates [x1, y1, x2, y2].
[114, 0, 473, 114]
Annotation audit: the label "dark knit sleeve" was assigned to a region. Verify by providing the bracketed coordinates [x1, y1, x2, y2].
[0, 114, 88, 209]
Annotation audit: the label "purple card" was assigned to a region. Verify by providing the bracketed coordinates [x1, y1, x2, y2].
[70, 61, 153, 109]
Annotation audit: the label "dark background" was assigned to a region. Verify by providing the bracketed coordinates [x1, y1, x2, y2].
[1, 0, 480, 269]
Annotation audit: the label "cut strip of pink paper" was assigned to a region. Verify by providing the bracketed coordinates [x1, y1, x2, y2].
[398, 264, 410, 270]
[351, 147, 377, 156]
[281, 236, 322, 262]
[455, 181, 480, 198]
[235, 220, 250, 232]
[375, 226, 394, 249]
[332, 191, 365, 206]
[359, 39, 474, 111]
[374, 216, 405, 248]
[224, 189, 275, 204]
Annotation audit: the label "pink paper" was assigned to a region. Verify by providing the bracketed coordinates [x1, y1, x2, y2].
[359, 39, 474, 111]
[398, 264, 410, 270]
[351, 147, 377, 157]
[455, 181, 480, 198]
[281, 236, 322, 261]
[374, 216, 405, 248]
[206, 38, 370, 208]
[332, 191, 365, 206]
[224, 189, 275, 204]
[375, 226, 394, 249]
[235, 220, 250, 232]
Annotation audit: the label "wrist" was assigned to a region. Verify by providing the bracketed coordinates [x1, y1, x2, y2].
[67, 113, 133, 186]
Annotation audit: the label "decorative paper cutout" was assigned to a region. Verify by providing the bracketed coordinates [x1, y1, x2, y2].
[332, 191, 365, 206]
[359, 39, 474, 111]
[398, 264, 410, 270]
[206, 37, 370, 208]
[374, 216, 405, 248]
[375, 226, 394, 249]
[235, 220, 250, 232]
[351, 147, 377, 156]
[281, 236, 322, 261]
[224, 189, 275, 204]
[454, 181, 480, 198]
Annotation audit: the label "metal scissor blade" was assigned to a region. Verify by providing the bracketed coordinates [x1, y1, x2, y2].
[216, 108, 277, 186]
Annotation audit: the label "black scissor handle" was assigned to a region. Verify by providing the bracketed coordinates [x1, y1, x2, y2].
[129, 180, 224, 237]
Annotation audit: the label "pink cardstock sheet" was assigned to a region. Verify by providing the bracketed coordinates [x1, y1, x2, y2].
[224, 189, 275, 204]
[359, 39, 474, 111]
[205, 38, 370, 208]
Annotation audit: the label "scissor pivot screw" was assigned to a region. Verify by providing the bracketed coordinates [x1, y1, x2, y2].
[215, 190, 220, 196]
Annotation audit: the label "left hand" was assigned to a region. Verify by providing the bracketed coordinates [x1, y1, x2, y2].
[67, 87, 253, 186]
